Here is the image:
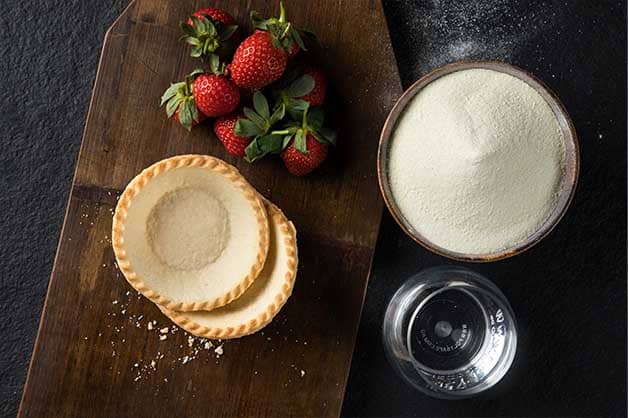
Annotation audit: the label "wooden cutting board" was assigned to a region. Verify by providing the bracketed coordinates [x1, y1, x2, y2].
[18, 1, 401, 416]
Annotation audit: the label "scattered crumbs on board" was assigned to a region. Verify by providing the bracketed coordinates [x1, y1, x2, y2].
[90, 264, 230, 386]
[93, 255, 314, 390]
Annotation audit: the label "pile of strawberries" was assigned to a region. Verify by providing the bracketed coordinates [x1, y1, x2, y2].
[161, 3, 336, 176]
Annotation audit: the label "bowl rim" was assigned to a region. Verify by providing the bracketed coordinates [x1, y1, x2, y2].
[377, 60, 580, 263]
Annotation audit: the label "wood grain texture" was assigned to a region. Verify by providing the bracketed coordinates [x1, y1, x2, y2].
[18, 0, 401, 416]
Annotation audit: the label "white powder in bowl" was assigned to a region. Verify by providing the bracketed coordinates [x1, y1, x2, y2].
[388, 68, 565, 255]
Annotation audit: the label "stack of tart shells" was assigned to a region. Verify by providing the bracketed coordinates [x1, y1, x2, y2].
[112, 154, 298, 339]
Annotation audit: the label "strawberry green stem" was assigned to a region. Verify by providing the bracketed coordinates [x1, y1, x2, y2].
[272, 129, 291, 135]
[280, 22, 292, 41]
[183, 75, 193, 96]
[279, 2, 286, 23]
[301, 106, 309, 129]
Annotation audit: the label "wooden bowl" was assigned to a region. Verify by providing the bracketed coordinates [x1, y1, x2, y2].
[377, 60, 580, 262]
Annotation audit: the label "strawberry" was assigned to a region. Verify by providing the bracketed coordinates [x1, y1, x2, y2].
[161, 73, 204, 130]
[193, 73, 240, 117]
[231, 2, 314, 89]
[230, 30, 288, 90]
[213, 115, 252, 157]
[277, 107, 336, 175]
[281, 133, 328, 176]
[180, 9, 239, 61]
[298, 64, 327, 106]
[187, 8, 236, 26]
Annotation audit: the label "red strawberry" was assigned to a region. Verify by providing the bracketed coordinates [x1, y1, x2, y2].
[187, 8, 236, 26]
[213, 114, 252, 157]
[230, 31, 288, 90]
[298, 65, 327, 106]
[281, 133, 328, 176]
[193, 74, 240, 117]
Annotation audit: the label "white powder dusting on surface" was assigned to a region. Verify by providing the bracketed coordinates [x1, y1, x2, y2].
[384, 0, 565, 78]
[388, 68, 565, 255]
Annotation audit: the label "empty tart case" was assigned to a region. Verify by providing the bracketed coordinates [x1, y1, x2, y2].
[112, 154, 270, 312]
[160, 201, 298, 339]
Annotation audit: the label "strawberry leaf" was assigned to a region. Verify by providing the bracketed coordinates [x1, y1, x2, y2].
[209, 54, 221, 74]
[294, 129, 308, 153]
[249, 2, 319, 54]
[204, 18, 218, 37]
[235, 119, 263, 137]
[190, 103, 200, 124]
[165, 96, 181, 118]
[282, 133, 295, 149]
[180, 21, 196, 37]
[178, 100, 193, 131]
[319, 127, 337, 145]
[269, 104, 286, 125]
[204, 37, 219, 53]
[253, 92, 270, 119]
[259, 133, 284, 153]
[250, 11, 268, 30]
[160, 83, 182, 105]
[307, 107, 324, 130]
[244, 140, 262, 162]
[190, 68, 205, 77]
[190, 16, 206, 34]
[291, 28, 307, 51]
[244, 134, 284, 162]
[286, 98, 309, 120]
[286, 75, 314, 98]
[191, 46, 203, 58]
[184, 37, 201, 46]
[219, 25, 238, 41]
[243, 107, 266, 129]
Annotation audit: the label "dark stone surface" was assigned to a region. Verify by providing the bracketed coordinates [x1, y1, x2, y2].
[0, 1, 128, 416]
[0, 1, 625, 417]
[343, 0, 627, 417]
